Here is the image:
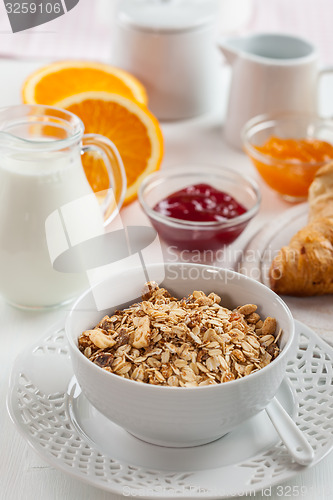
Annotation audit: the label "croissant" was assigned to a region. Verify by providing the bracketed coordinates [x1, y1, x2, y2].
[269, 162, 333, 296]
[308, 162, 333, 221]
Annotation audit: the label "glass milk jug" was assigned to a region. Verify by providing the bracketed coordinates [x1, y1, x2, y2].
[0, 105, 126, 309]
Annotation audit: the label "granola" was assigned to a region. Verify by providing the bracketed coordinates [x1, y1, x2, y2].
[78, 282, 281, 387]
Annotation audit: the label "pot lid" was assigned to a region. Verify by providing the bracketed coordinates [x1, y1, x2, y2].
[117, 0, 218, 33]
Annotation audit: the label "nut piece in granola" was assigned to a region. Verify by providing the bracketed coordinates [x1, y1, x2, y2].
[131, 316, 151, 348]
[84, 329, 116, 349]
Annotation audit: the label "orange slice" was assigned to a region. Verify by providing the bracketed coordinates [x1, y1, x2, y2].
[22, 61, 148, 106]
[54, 91, 163, 205]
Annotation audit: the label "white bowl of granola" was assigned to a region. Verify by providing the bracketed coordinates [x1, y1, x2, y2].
[65, 263, 296, 447]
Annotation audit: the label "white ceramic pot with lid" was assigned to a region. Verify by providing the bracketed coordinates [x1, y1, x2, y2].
[111, 0, 220, 120]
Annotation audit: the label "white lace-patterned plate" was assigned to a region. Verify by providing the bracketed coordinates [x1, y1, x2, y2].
[7, 320, 333, 499]
[235, 203, 333, 346]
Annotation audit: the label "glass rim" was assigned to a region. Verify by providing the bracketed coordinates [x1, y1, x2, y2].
[241, 112, 333, 168]
[0, 104, 84, 152]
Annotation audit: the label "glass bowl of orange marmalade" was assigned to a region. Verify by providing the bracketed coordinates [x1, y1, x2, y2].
[242, 113, 333, 201]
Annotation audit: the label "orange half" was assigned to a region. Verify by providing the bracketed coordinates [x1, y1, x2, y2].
[54, 91, 163, 205]
[22, 60, 148, 106]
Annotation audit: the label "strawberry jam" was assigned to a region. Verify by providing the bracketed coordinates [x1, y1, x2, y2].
[154, 183, 246, 222]
[152, 183, 248, 250]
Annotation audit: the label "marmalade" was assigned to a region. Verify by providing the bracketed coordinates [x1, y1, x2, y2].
[252, 137, 333, 199]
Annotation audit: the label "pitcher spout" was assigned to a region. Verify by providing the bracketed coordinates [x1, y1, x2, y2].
[0, 131, 22, 150]
[217, 37, 243, 65]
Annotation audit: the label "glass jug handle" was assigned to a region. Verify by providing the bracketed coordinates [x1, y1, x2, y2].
[81, 134, 127, 226]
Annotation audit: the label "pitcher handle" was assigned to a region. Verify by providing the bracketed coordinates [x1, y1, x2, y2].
[318, 66, 333, 118]
[81, 133, 127, 226]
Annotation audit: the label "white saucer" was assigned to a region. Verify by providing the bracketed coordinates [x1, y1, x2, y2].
[236, 203, 333, 346]
[7, 320, 333, 499]
[236, 203, 308, 287]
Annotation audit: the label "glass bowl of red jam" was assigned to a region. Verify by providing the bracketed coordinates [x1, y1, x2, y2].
[242, 112, 333, 202]
[138, 165, 261, 251]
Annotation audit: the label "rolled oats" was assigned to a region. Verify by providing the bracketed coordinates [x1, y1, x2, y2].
[78, 283, 281, 386]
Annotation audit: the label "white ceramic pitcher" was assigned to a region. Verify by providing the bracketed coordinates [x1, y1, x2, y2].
[219, 33, 333, 149]
[111, 0, 220, 120]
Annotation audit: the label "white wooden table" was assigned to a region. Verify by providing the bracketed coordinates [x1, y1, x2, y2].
[0, 59, 332, 500]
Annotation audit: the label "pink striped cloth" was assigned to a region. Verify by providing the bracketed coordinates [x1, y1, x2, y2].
[0, 0, 332, 64]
